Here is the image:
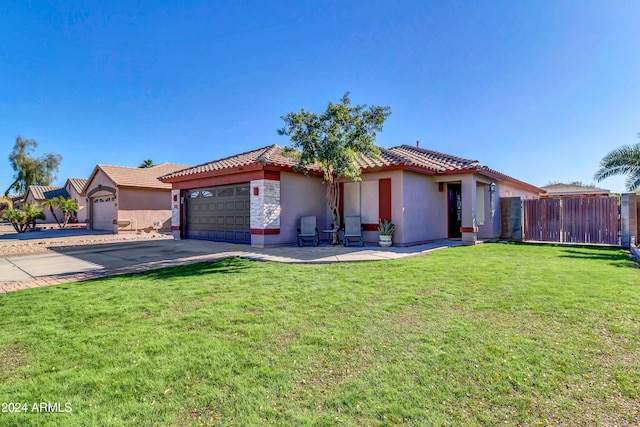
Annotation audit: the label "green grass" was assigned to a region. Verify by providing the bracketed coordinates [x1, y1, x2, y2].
[0, 243, 638, 426]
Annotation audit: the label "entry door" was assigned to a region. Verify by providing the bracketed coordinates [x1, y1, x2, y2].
[448, 184, 462, 238]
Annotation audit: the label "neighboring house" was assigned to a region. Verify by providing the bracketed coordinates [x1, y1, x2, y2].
[1, 194, 22, 213]
[23, 186, 71, 224]
[63, 178, 88, 222]
[540, 183, 610, 198]
[160, 144, 544, 247]
[83, 163, 189, 233]
[9, 194, 24, 210]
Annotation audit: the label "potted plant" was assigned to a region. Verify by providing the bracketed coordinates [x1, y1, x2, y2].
[377, 219, 395, 247]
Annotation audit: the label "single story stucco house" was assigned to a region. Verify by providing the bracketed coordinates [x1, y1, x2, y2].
[23, 185, 71, 224]
[539, 183, 610, 198]
[83, 163, 189, 233]
[63, 178, 88, 222]
[8, 194, 24, 210]
[160, 144, 543, 247]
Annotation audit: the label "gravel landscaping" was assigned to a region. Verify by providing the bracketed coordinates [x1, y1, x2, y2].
[0, 223, 173, 257]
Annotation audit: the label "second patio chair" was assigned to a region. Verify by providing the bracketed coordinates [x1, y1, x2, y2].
[342, 216, 364, 247]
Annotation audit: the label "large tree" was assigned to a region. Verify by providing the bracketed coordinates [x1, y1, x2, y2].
[594, 134, 640, 191]
[278, 92, 391, 230]
[5, 136, 62, 196]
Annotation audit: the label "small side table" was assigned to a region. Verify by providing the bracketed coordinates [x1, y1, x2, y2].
[322, 229, 339, 245]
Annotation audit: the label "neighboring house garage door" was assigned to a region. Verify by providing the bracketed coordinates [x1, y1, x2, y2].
[186, 184, 251, 243]
[92, 196, 116, 230]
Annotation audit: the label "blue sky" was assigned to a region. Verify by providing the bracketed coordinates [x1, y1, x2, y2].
[1, 0, 639, 194]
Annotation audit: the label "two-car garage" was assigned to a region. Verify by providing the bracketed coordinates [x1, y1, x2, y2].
[185, 184, 251, 243]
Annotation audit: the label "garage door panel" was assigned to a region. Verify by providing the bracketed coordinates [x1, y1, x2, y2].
[186, 184, 250, 243]
[92, 196, 115, 231]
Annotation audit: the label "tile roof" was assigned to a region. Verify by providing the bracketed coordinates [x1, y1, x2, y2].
[94, 163, 190, 190]
[65, 178, 88, 194]
[160, 145, 301, 180]
[159, 143, 542, 192]
[160, 144, 484, 181]
[540, 183, 610, 195]
[160, 145, 413, 180]
[387, 145, 480, 172]
[8, 194, 24, 203]
[26, 186, 71, 201]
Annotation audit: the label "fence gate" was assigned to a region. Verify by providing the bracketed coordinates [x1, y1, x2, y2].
[523, 197, 620, 245]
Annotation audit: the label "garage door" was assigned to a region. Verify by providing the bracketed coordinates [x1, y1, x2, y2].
[92, 196, 115, 231]
[186, 184, 251, 243]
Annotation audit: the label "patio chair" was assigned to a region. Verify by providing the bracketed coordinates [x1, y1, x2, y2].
[297, 215, 319, 247]
[342, 216, 364, 247]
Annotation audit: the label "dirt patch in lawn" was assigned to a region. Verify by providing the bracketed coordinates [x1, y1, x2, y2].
[0, 343, 29, 381]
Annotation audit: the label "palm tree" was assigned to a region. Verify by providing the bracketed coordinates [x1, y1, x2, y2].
[2, 203, 44, 232]
[138, 159, 155, 168]
[58, 198, 79, 228]
[22, 203, 45, 230]
[41, 197, 62, 227]
[2, 208, 27, 232]
[594, 134, 640, 191]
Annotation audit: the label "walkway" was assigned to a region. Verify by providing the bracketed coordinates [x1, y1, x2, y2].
[0, 238, 463, 293]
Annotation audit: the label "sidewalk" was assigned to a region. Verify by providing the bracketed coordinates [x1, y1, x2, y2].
[0, 239, 463, 293]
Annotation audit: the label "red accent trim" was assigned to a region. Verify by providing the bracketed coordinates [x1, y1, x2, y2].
[370, 164, 438, 175]
[166, 169, 291, 190]
[170, 171, 263, 190]
[438, 183, 444, 192]
[250, 228, 280, 235]
[265, 165, 323, 177]
[474, 169, 544, 194]
[379, 178, 391, 222]
[264, 170, 281, 180]
[161, 164, 321, 184]
[432, 168, 477, 176]
[253, 187, 259, 196]
[161, 164, 263, 183]
[171, 226, 180, 231]
[460, 227, 478, 233]
[362, 223, 378, 231]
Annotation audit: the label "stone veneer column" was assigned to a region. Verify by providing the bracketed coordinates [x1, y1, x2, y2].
[171, 189, 181, 239]
[461, 175, 478, 245]
[250, 179, 281, 231]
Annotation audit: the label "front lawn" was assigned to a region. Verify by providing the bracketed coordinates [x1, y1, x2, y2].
[0, 243, 638, 426]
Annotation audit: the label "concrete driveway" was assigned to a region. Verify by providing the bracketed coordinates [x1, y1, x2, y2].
[0, 238, 463, 293]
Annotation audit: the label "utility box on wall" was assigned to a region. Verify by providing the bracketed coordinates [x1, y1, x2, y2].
[621, 193, 638, 249]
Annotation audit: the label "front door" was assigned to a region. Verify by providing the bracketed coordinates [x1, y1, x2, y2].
[448, 184, 462, 238]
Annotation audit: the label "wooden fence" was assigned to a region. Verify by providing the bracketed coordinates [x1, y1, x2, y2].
[522, 196, 620, 245]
